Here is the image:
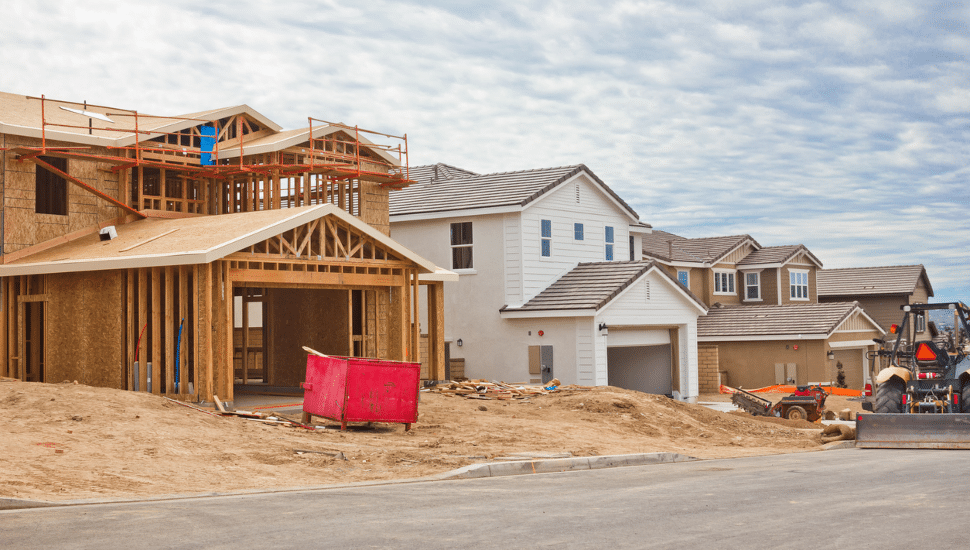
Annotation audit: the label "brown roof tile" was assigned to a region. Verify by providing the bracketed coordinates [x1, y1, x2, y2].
[697, 302, 862, 338]
[817, 265, 932, 297]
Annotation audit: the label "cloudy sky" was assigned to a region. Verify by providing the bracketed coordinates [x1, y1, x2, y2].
[3, 1, 968, 301]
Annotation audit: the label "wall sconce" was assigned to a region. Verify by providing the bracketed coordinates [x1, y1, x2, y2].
[598, 323, 609, 336]
[457, 339, 463, 347]
[827, 351, 835, 360]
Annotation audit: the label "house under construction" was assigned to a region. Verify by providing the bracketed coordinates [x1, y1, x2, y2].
[0, 92, 451, 406]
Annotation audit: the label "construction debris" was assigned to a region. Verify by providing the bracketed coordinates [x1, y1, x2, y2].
[427, 379, 589, 400]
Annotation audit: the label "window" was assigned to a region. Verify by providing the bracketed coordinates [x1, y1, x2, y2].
[629, 236, 635, 261]
[677, 270, 689, 288]
[745, 272, 760, 300]
[541, 219, 552, 257]
[714, 270, 736, 294]
[574, 223, 584, 241]
[605, 226, 614, 261]
[789, 270, 809, 300]
[35, 156, 68, 215]
[450, 222, 473, 269]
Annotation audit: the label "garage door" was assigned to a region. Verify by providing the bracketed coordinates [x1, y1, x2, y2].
[607, 345, 672, 395]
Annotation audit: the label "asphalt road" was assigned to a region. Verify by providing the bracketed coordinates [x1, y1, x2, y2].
[1, 448, 966, 549]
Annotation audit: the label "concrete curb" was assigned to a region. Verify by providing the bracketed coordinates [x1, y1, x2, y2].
[433, 452, 697, 480]
[822, 440, 857, 451]
[0, 452, 697, 511]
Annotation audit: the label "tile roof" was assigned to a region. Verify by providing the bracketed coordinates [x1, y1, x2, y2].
[697, 302, 862, 338]
[641, 232, 758, 264]
[501, 260, 705, 312]
[406, 163, 478, 184]
[817, 265, 932, 297]
[389, 164, 638, 219]
[736, 245, 822, 267]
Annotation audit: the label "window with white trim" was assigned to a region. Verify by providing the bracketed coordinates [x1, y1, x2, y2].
[714, 270, 736, 295]
[450, 222, 473, 269]
[677, 270, 689, 288]
[744, 272, 760, 300]
[789, 269, 809, 300]
[605, 226, 614, 261]
[541, 219, 552, 257]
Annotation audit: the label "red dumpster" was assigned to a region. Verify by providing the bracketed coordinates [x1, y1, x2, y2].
[301, 354, 420, 430]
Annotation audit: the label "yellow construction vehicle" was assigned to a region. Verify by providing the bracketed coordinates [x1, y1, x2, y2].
[856, 302, 970, 448]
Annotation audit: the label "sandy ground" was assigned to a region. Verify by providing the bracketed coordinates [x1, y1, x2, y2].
[1, 380, 845, 502]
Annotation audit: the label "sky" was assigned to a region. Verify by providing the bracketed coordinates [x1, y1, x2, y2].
[2, 0, 968, 302]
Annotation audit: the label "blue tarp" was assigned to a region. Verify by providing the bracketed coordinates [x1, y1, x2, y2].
[200, 125, 216, 166]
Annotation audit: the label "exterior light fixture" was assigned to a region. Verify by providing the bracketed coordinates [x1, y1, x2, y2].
[598, 323, 609, 336]
[457, 339, 463, 347]
[827, 351, 835, 360]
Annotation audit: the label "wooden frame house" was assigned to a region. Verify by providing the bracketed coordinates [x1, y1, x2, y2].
[0, 92, 450, 406]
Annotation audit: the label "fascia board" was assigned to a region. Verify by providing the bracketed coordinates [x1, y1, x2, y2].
[500, 308, 597, 319]
[829, 339, 880, 349]
[419, 267, 460, 282]
[390, 205, 520, 222]
[522, 171, 640, 223]
[697, 333, 829, 342]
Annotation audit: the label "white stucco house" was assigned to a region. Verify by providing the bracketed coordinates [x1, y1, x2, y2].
[389, 163, 708, 400]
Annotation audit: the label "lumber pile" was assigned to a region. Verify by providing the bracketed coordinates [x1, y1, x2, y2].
[428, 379, 587, 400]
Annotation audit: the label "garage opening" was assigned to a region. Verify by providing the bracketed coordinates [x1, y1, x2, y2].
[607, 344, 672, 395]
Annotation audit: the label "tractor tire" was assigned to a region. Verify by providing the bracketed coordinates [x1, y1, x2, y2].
[962, 381, 970, 414]
[875, 377, 905, 414]
[786, 406, 808, 421]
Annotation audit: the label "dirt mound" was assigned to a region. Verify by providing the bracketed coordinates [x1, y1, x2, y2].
[0, 380, 825, 502]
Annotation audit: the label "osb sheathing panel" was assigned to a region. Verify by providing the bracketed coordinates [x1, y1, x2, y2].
[359, 181, 389, 236]
[1, 134, 125, 255]
[45, 270, 125, 388]
[268, 288, 350, 387]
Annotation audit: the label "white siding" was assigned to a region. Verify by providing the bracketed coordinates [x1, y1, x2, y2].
[520, 173, 636, 300]
[577, 318, 597, 385]
[503, 213, 523, 307]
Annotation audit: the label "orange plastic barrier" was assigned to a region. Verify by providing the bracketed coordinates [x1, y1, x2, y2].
[720, 384, 861, 397]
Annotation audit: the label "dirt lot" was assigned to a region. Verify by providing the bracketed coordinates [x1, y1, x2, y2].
[0, 380, 852, 502]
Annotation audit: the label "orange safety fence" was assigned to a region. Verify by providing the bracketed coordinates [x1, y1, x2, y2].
[720, 384, 862, 397]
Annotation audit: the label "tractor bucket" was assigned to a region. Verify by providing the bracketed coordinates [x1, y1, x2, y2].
[856, 413, 970, 449]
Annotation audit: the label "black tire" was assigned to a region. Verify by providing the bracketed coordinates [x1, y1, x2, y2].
[875, 377, 905, 413]
[962, 380, 970, 413]
[786, 406, 808, 421]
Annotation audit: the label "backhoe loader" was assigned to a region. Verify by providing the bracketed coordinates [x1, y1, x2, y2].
[856, 302, 970, 448]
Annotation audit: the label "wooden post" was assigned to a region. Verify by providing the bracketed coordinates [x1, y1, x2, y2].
[427, 281, 445, 380]
[241, 289, 249, 384]
[179, 265, 188, 395]
[199, 263, 214, 402]
[138, 269, 148, 391]
[150, 268, 162, 393]
[224, 262, 234, 402]
[165, 266, 174, 395]
[126, 270, 135, 390]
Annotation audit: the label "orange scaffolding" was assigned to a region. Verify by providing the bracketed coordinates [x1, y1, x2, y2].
[1, 94, 413, 188]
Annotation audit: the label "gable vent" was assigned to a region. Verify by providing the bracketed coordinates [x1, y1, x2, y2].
[645, 281, 650, 301]
[576, 183, 580, 203]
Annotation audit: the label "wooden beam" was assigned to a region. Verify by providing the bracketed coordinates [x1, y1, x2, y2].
[229, 268, 404, 288]
[165, 266, 175, 395]
[126, 270, 134, 390]
[151, 267, 162, 394]
[22, 156, 146, 218]
[428, 281, 445, 380]
[138, 269, 148, 391]
[179, 265, 188, 395]
[223, 262, 233, 402]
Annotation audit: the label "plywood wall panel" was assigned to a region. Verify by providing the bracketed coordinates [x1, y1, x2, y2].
[45, 271, 125, 388]
[267, 288, 350, 387]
